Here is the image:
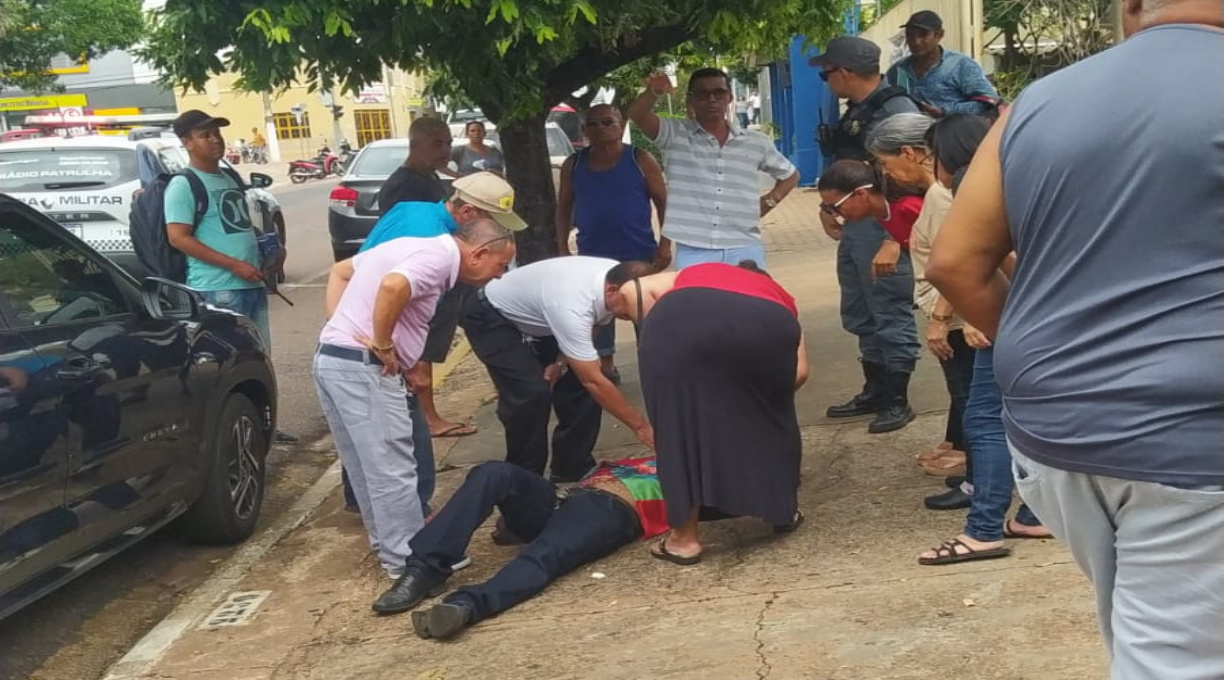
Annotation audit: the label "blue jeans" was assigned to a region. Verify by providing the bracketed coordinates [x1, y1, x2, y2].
[963, 348, 1041, 541]
[407, 462, 639, 622]
[341, 391, 435, 516]
[673, 242, 767, 270]
[199, 287, 270, 350]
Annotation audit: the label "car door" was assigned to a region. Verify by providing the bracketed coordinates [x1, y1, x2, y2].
[0, 202, 197, 559]
[0, 323, 72, 608]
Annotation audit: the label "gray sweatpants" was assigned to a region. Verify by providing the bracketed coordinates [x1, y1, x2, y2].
[314, 352, 424, 576]
[1010, 446, 1224, 680]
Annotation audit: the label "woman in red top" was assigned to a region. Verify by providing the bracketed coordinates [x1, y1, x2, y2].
[632, 261, 810, 564]
[817, 160, 924, 435]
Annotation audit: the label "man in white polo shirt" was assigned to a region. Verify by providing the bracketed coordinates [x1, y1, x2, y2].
[628, 67, 800, 269]
[460, 257, 657, 482]
[315, 218, 515, 579]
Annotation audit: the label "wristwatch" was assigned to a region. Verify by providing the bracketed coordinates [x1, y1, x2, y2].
[763, 195, 779, 209]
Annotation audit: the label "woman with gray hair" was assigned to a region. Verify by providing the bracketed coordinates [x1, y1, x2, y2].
[867, 113, 979, 510]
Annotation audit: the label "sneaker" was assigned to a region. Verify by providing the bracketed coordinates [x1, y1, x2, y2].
[450, 555, 473, 572]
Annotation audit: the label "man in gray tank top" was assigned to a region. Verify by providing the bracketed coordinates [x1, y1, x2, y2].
[925, 0, 1224, 677]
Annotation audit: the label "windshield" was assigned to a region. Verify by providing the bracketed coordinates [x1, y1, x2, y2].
[349, 146, 407, 177]
[0, 148, 136, 192]
[547, 127, 574, 158]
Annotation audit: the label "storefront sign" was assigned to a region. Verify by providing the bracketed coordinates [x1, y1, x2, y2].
[0, 93, 88, 112]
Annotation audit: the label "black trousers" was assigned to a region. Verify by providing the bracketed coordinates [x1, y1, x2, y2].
[460, 293, 602, 482]
[406, 461, 640, 622]
[938, 329, 976, 478]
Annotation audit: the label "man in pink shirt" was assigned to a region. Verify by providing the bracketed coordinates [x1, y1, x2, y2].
[315, 218, 515, 579]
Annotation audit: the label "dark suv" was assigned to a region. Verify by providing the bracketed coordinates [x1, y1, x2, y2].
[0, 195, 277, 620]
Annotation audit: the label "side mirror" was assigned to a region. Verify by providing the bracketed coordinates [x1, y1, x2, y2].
[248, 172, 274, 189]
[141, 277, 201, 320]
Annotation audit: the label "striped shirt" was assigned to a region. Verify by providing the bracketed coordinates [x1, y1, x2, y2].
[652, 118, 797, 249]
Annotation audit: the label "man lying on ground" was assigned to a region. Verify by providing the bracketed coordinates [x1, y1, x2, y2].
[372, 456, 667, 640]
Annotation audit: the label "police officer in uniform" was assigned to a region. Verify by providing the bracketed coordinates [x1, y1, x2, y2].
[811, 37, 923, 433]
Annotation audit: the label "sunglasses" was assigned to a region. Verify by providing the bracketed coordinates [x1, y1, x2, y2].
[688, 88, 730, 101]
[585, 117, 619, 128]
[818, 68, 843, 82]
[820, 184, 874, 215]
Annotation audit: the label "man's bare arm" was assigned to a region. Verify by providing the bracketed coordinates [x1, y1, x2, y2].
[627, 74, 673, 141]
[926, 111, 1015, 338]
[566, 358, 654, 449]
[325, 258, 355, 317]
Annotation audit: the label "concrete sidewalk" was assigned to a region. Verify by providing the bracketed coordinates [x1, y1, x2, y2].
[103, 189, 1107, 680]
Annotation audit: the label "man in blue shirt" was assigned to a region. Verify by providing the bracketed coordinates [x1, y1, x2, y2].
[885, 11, 999, 118]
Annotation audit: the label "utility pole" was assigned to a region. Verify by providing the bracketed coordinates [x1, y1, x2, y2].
[262, 92, 281, 162]
[384, 66, 400, 138]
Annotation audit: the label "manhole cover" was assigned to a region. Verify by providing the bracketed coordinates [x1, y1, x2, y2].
[198, 590, 272, 630]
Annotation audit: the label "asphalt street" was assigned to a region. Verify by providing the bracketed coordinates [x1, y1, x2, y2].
[0, 174, 344, 680]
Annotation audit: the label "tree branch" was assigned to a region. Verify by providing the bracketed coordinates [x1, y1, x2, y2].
[542, 21, 698, 105]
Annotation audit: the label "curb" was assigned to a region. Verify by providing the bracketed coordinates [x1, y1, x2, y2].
[102, 462, 342, 680]
[101, 337, 474, 680]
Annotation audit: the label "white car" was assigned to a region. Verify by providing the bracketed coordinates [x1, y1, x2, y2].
[0, 133, 284, 277]
[463, 122, 575, 168]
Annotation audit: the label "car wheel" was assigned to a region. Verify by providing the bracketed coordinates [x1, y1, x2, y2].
[178, 393, 268, 545]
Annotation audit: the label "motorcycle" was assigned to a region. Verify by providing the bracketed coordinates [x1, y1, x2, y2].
[336, 139, 357, 168]
[288, 145, 345, 183]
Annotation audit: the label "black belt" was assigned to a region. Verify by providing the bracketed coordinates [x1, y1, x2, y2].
[318, 343, 383, 366]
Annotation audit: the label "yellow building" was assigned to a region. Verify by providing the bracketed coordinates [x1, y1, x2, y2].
[173, 68, 431, 161]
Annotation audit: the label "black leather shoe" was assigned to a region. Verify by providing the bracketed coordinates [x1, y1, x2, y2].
[924, 488, 972, 510]
[412, 602, 474, 640]
[372, 570, 446, 615]
[826, 361, 886, 418]
[868, 371, 916, 434]
[944, 475, 966, 489]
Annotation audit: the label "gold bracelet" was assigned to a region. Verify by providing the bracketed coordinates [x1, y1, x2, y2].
[931, 313, 953, 323]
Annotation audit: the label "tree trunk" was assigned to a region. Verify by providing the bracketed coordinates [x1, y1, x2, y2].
[499, 113, 557, 265]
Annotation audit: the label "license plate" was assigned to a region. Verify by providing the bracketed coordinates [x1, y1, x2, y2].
[64, 224, 84, 238]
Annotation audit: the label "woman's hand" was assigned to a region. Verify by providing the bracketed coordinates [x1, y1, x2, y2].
[925, 319, 954, 360]
[964, 323, 993, 350]
[819, 211, 843, 241]
[872, 240, 901, 280]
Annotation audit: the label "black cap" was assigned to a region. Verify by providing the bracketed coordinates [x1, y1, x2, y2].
[902, 10, 943, 31]
[808, 36, 881, 74]
[172, 109, 231, 139]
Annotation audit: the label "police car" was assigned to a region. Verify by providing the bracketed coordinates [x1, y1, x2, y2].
[0, 131, 286, 277]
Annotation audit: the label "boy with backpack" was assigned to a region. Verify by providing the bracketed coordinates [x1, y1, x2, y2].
[137, 109, 295, 443]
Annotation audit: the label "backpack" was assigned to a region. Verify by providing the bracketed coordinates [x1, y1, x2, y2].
[129, 166, 245, 281]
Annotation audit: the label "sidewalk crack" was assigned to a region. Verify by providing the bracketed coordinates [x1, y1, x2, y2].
[753, 591, 779, 680]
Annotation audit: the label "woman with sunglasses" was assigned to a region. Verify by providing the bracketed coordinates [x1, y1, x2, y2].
[817, 160, 923, 435]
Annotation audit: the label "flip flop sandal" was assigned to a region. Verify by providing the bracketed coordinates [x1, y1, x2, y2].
[918, 538, 1012, 566]
[773, 510, 805, 534]
[1003, 520, 1053, 540]
[651, 537, 702, 566]
[433, 423, 478, 438]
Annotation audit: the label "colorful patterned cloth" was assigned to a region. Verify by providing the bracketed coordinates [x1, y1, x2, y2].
[579, 456, 668, 539]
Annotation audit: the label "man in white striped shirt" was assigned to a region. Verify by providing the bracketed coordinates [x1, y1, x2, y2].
[628, 68, 799, 269]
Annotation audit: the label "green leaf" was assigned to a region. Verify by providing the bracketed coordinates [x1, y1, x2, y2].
[572, 1, 597, 24]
